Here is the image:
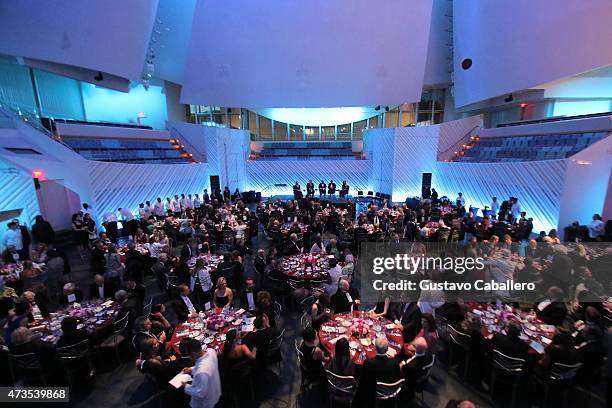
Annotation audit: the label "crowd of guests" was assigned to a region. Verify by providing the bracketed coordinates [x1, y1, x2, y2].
[2, 183, 611, 408]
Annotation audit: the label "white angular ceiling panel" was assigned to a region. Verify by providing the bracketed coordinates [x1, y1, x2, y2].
[181, 0, 433, 107]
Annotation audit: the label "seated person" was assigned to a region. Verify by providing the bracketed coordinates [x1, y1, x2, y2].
[400, 337, 434, 402]
[238, 278, 259, 312]
[213, 278, 233, 309]
[299, 327, 329, 382]
[326, 337, 355, 376]
[149, 303, 173, 337]
[487, 320, 529, 359]
[132, 316, 165, 359]
[136, 337, 190, 387]
[56, 316, 89, 348]
[173, 285, 200, 323]
[536, 327, 577, 374]
[124, 278, 146, 305]
[535, 286, 568, 327]
[358, 336, 402, 407]
[331, 278, 360, 313]
[89, 274, 117, 301]
[10, 327, 56, 374]
[58, 282, 83, 307]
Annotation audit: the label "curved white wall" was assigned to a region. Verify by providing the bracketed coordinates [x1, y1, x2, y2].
[453, 0, 612, 107]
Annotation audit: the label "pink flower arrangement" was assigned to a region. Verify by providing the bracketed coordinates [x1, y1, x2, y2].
[206, 314, 225, 330]
[349, 321, 369, 337]
[68, 306, 91, 319]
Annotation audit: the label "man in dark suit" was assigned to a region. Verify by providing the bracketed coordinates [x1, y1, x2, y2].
[488, 320, 530, 359]
[328, 180, 337, 198]
[90, 240, 106, 275]
[535, 286, 568, 326]
[180, 239, 199, 263]
[32, 215, 55, 246]
[124, 278, 146, 305]
[358, 336, 403, 407]
[13, 219, 31, 260]
[238, 278, 260, 312]
[56, 316, 89, 348]
[253, 249, 267, 286]
[151, 254, 170, 291]
[115, 289, 143, 331]
[331, 278, 360, 313]
[306, 180, 315, 198]
[132, 316, 163, 358]
[89, 274, 118, 300]
[124, 242, 146, 283]
[172, 285, 199, 323]
[318, 180, 326, 198]
[397, 301, 422, 343]
[284, 233, 302, 256]
[400, 337, 435, 403]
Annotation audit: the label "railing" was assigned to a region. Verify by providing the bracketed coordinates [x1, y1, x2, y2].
[497, 111, 612, 127]
[437, 124, 480, 162]
[0, 99, 74, 150]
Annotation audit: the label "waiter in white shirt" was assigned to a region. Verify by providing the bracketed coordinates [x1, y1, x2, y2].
[510, 198, 522, 222]
[171, 195, 181, 216]
[490, 196, 499, 219]
[181, 339, 222, 408]
[2, 222, 23, 252]
[179, 194, 188, 212]
[153, 198, 165, 219]
[455, 192, 465, 206]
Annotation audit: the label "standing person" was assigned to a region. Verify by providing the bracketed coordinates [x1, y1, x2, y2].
[84, 214, 97, 247]
[318, 180, 327, 198]
[32, 216, 55, 247]
[223, 187, 231, 203]
[181, 338, 222, 408]
[103, 210, 118, 244]
[71, 214, 87, 259]
[490, 196, 499, 219]
[2, 222, 23, 259]
[81, 203, 93, 218]
[153, 197, 165, 219]
[13, 219, 31, 260]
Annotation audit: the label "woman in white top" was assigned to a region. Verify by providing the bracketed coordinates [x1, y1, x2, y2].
[310, 235, 325, 254]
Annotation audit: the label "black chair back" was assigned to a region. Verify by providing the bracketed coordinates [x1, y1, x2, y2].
[491, 349, 525, 372]
[376, 378, 405, 400]
[8, 352, 45, 385]
[326, 370, 358, 404]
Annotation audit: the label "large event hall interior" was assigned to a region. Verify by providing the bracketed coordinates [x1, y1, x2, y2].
[0, 1, 612, 407]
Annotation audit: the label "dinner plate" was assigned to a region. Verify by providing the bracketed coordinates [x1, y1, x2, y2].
[349, 341, 359, 349]
[360, 338, 372, 346]
[203, 336, 214, 344]
[232, 319, 243, 326]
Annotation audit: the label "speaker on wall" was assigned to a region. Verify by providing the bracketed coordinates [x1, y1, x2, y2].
[421, 172, 432, 199]
[210, 175, 220, 192]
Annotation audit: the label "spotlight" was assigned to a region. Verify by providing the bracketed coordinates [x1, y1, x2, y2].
[504, 94, 513, 103]
[375, 106, 381, 111]
[384, 106, 390, 112]
[94, 71, 104, 81]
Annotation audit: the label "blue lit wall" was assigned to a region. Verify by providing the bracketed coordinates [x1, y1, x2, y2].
[81, 83, 168, 129]
[252, 107, 380, 127]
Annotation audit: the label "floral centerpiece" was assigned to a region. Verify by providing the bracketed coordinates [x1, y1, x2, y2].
[68, 304, 91, 319]
[206, 314, 225, 330]
[349, 320, 369, 338]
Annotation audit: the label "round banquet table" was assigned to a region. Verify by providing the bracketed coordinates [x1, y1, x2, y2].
[279, 253, 332, 283]
[319, 311, 404, 365]
[167, 308, 252, 354]
[29, 300, 120, 345]
[466, 304, 556, 354]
